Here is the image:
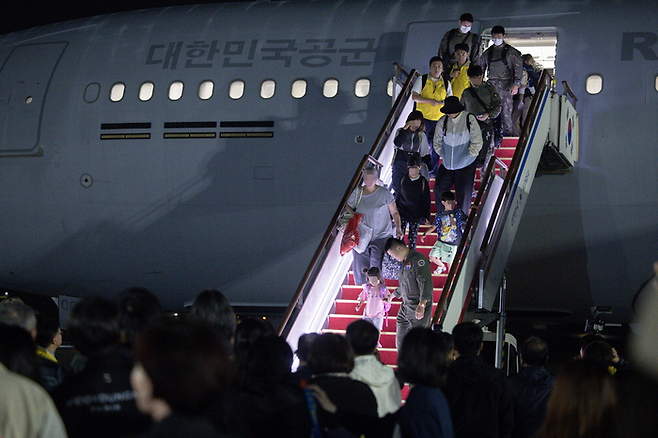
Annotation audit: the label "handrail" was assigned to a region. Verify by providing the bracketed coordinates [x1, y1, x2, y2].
[433, 73, 554, 326]
[277, 68, 421, 337]
[480, 69, 553, 254]
[368, 70, 421, 159]
[433, 70, 554, 327]
[431, 156, 506, 325]
[561, 80, 577, 107]
[393, 62, 411, 85]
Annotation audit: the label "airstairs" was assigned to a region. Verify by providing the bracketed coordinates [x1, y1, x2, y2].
[278, 67, 578, 372]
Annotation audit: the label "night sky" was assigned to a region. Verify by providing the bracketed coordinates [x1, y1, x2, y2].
[0, 1, 260, 35]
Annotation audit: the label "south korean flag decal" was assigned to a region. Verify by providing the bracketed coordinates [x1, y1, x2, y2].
[418, 260, 425, 267]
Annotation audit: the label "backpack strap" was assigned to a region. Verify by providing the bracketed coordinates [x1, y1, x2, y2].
[467, 87, 491, 113]
[354, 186, 364, 210]
[447, 28, 457, 44]
[487, 44, 510, 68]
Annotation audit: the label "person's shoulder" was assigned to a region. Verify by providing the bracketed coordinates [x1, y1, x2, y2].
[410, 250, 430, 266]
[442, 27, 457, 39]
[506, 44, 522, 56]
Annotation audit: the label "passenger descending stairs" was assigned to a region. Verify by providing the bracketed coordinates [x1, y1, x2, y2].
[323, 138, 518, 399]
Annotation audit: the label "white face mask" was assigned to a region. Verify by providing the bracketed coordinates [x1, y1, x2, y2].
[492, 38, 504, 46]
[460, 25, 471, 33]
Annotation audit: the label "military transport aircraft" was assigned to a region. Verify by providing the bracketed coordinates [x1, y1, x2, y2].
[0, 0, 655, 334]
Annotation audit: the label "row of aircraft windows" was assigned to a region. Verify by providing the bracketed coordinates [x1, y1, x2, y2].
[97, 74, 658, 102]
[586, 74, 658, 94]
[104, 78, 395, 103]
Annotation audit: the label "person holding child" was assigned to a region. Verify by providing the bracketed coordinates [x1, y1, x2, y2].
[421, 191, 468, 275]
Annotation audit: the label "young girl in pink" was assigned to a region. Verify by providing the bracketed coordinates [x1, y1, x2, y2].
[355, 267, 393, 331]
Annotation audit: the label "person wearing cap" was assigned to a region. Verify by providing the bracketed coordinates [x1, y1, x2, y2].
[447, 42, 472, 100]
[461, 64, 501, 167]
[432, 96, 482, 216]
[477, 25, 523, 139]
[438, 13, 481, 64]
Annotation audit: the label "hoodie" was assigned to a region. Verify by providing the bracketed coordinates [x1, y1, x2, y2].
[349, 355, 402, 417]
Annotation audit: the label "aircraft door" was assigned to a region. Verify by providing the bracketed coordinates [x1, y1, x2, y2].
[401, 21, 480, 74]
[0, 42, 67, 155]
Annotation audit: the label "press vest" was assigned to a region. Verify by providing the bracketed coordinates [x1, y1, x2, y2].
[416, 75, 448, 121]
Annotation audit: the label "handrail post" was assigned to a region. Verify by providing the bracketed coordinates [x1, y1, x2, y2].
[494, 272, 507, 369]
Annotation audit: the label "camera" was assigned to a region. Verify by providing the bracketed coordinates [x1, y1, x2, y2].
[584, 319, 605, 333]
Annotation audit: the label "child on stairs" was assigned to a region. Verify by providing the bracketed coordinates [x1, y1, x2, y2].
[355, 267, 393, 332]
[420, 190, 468, 275]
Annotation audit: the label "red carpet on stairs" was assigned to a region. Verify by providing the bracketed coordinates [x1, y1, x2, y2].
[323, 138, 518, 399]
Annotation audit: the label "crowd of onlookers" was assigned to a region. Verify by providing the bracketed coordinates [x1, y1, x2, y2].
[1, 12, 658, 438]
[2, 275, 658, 438]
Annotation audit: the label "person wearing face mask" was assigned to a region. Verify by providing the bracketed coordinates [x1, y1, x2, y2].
[438, 13, 481, 64]
[477, 25, 523, 141]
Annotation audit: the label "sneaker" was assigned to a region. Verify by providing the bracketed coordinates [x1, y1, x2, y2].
[433, 266, 446, 275]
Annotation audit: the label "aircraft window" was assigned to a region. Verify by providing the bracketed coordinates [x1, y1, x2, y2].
[110, 83, 126, 102]
[199, 81, 214, 100]
[169, 81, 184, 101]
[655, 74, 658, 92]
[354, 79, 370, 98]
[586, 75, 603, 95]
[291, 79, 306, 98]
[323, 79, 339, 98]
[260, 80, 276, 99]
[139, 82, 154, 101]
[229, 80, 244, 100]
[84, 83, 101, 103]
[386, 79, 393, 97]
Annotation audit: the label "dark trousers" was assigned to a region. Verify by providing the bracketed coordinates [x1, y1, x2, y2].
[400, 220, 420, 249]
[352, 237, 389, 285]
[424, 119, 439, 174]
[433, 160, 477, 216]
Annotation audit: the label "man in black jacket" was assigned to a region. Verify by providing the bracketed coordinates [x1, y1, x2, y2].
[443, 322, 514, 438]
[507, 336, 554, 438]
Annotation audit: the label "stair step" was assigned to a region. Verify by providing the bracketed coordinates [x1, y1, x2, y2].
[348, 273, 446, 288]
[323, 328, 398, 350]
[335, 299, 439, 316]
[328, 314, 399, 330]
[378, 348, 398, 365]
[321, 135, 520, 386]
[340, 285, 445, 301]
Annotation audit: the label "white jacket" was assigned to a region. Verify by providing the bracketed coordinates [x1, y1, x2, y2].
[349, 355, 402, 417]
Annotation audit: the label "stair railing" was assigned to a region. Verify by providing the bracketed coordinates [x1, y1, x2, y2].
[278, 66, 421, 343]
[433, 69, 555, 330]
[431, 156, 509, 327]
